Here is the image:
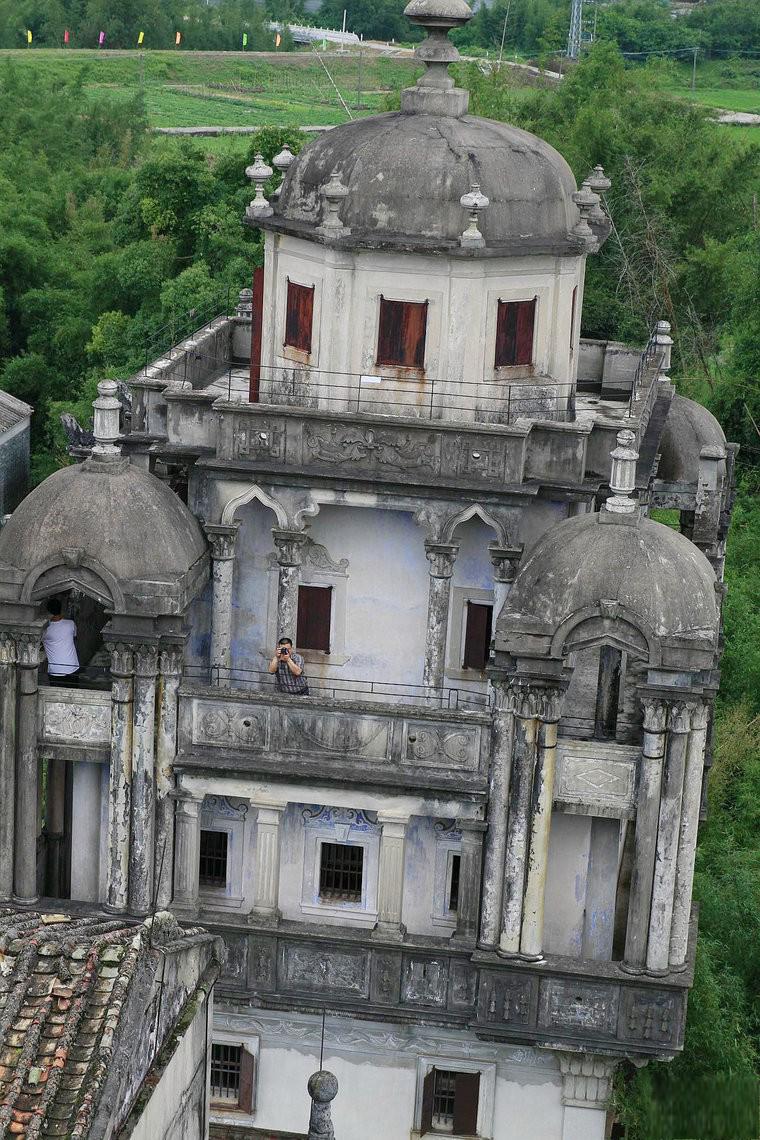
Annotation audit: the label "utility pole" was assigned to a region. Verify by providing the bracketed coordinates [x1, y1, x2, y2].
[356, 47, 363, 109]
[496, 0, 511, 72]
[567, 0, 583, 60]
[691, 45, 698, 92]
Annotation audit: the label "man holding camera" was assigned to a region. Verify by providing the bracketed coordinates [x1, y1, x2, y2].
[268, 637, 309, 695]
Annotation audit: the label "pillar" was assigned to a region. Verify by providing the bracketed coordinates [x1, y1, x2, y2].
[272, 529, 308, 641]
[423, 542, 459, 692]
[453, 818, 486, 944]
[206, 523, 239, 683]
[520, 696, 562, 960]
[647, 703, 691, 975]
[479, 680, 515, 949]
[105, 642, 133, 913]
[14, 634, 40, 903]
[499, 690, 539, 956]
[173, 792, 202, 916]
[44, 758, 67, 899]
[155, 643, 183, 910]
[622, 698, 667, 974]
[670, 702, 709, 971]
[488, 545, 521, 619]
[373, 813, 409, 940]
[251, 801, 285, 925]
[0, 634, 17, 901]
[129, 643, 159, 915]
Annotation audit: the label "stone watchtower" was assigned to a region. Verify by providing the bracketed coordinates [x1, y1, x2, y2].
[0, 1, 735, 1137]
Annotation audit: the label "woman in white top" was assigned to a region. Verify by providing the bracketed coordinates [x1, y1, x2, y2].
[42, 598, 80, 686]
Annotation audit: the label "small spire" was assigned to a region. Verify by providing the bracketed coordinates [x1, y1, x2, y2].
[401, 0, 473, 116]
[459, 183, 489, 248]
[606, 429, 639, 515]
[318, 170, 350, 236]
[245, 153, 274, 220]
[91, 380, 121, 462]
[307, 1070, 338, 1140]
[586, 165, 611, 195]
[273, 143, 295, 173]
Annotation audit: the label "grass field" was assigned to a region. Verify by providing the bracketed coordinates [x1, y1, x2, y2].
[652, 57, 760, 115]
[0, 48, 421, 128]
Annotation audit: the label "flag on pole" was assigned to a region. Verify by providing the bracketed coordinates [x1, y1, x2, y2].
[137, 30, 144, 45]
[275, 32, 281, 47]
[175, 30, 181, 45]
[64, 28, 69, 44]
[242, 32, 248, 47]
[26, 29, 32, 43]
[98, 30, 105, 46]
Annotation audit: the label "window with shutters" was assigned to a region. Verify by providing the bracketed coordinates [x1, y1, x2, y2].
[462, 602, 493, 671]
[284, 279, 314, 354]
[297, 584, 332, 652]
[494, 297, 536, 368]
[421, 1068, 481, 1137]
[210, 1043, 255, 1112]
[376, 296, 428, 370]
[319, 841, 364, 902]
[448, 853, 461, 913]
[199, 829, 228, 889]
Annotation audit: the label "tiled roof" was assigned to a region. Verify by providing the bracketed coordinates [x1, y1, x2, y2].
[0, 392, 32, 436]
[0, 908, 200, 1139]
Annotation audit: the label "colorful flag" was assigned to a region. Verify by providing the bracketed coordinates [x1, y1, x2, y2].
[98, 30, 105, 46]
[26, 29, 32, 43]
[64, 28, 69, 44]
[242, 32, 248, 48]
[275, 32, 281, 47]
[137, 30, 144, 45]
[175, 30, 181, 45]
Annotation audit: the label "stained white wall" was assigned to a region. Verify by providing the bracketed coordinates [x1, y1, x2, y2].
[70, 761, 106, 904]
[543, 812, 620, 961]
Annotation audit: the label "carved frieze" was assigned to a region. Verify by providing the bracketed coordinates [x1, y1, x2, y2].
[401, 956, 448, 1007]
[402, 722, 480, 770]
[619, 987, 681, 1048]
[42, 698, 110, 746]
[248, 936, 277, 992]
[192, 701, 270, 751]
[538, 979, 619, 1036]
[221, 933, 248, 984]
[280, 710, 390, 761]
[478, 972, 537, 1027]
[280, 943, 369, 998]
[304, 424, 440, 473]
[201, 795, 249, 824]
[370, 950, 402, 1005]
[232, 417, 286, 462]
[448, 961, 478, 1010]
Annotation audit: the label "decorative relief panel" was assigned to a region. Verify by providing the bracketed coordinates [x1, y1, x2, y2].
[280, 943, 369, 999]
[370, 950, 402, 1005]
[232, 417, 286, 462]
[279, 710, 391, 761]
[248, 936, 277, 992]
[538, 979, 619, 1037]
[220, 933, 248, 985]
[401, 956, 448, 1007]
[192, 701, 270, 751]
[41, 696, 110, 747]
[401, 722, 481, 770]
[304, 424, 441, 474]
[619, 988, 681, 1048]
[555, 748, 636, 816]
[448, 961, 478, 1010]
[477, 972, 537, 1028]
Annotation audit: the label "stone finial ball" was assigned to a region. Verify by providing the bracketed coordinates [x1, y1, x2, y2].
[308, 1070, 339, 1103]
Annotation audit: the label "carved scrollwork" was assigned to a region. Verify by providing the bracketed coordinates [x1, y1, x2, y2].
[195, 705, 267, 749]
[201, 795, 249, 823]
[43, 700, 110, 745]
[302, 806, 379, 833]
[305, 424, 440, 472]
[282, 713, 388, 759]
[404, 726, 477, 768]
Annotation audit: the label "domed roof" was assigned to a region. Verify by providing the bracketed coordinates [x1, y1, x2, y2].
[657, 394, 726, 483]
[273, 111, 583, 255]
[496, 510, 719, 658]
[0, 456, 207, 616]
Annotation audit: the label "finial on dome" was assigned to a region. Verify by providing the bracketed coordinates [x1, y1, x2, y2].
[91, 380, 122, 462]
[586, 165, 611, 195]
[459, 183, 489, 248]
[605, 429, 639, 515]
[318, 170, 350, 237]
[307, 1070, 338, 1140]
[245, 153, 274, 220]
[401, 0, 473, 117]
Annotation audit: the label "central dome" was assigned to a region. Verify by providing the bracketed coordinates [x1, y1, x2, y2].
[275, 112, 582, 254]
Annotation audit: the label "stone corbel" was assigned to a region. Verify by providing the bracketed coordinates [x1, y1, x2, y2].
[556, 1051, 617, 1109]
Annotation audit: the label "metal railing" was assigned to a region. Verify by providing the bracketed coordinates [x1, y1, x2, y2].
[142, 288, 233, 374]
[183, 664, 492, 711]
[628, 328, 665, 413]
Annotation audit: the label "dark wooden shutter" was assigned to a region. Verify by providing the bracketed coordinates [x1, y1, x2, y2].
[495, 298, 536, 367]
[297, 585, 332, 652]
[238, 1046, 255, 1112]
[420, 1067, 435, 1136]
[249, 265, 264, 403]
[462, 602, 493, 670]
[570, 284, 578, 352]
[453, 1071, 480, 1136]
[284, 279, 314, 353]
[376, 297, 428, 369]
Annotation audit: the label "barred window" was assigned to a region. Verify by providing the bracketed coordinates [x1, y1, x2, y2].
[319, 842, 363, 902]
[199, 830, 228, 889]
[421, 1068, 481, 1136]
[211, 1043, 241, 1103]
[448, 854, 461, 913]
[432, 1070, 457, 1131]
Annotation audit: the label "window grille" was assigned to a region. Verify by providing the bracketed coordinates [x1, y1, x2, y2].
[448, 854, 461, 913]
[199, 829, 228, 889]
[432, 1070, 457, 1131]
[210, 1043, 241, 1103]
[319, 842, 364, 902]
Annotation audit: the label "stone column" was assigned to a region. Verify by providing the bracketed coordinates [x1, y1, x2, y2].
[251, 801, 285, 925]
[520, 692, 562, 960]
[155, 643, 183, 910]
[500, 682, 543, 957]
[205, 523, 239, 683]
[557, 1052, 617, 1140]
[647, 703, 691, 975]
[14, 634, 40, 903]
[669, 702, 709, 972]
[172, 792, 202, 916]
[423, 542, 459, 692]
[479, 680, 515, 949]
[622, 698, 667, 974]
[453, 818, 486, 944]
[129, 644, 159, 915]
[0, 634, 17, 901]
[272, 529, 308, 641]
[373, 813, 409, 940]
[105, 642, 134, 913]
[489, 545, 521, 619]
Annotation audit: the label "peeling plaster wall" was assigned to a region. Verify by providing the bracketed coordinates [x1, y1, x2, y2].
[70, 761, 106, 903]
[543, 813, 619, 961]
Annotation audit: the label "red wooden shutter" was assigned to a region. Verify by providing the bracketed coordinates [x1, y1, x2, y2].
[249, 265, 264, 403]
[376, 297, 428, 368]
[420, 1067, 435, 1136]
[495, 299, 536, 367]
[462, 602, 493, 670]
[453, 1071, 480, 1136]
[297, 585, 332, 652]
[284, 279, 314, 353]
[238, 1046, 255, 1112]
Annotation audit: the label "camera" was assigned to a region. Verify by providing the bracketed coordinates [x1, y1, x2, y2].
[280, 647, 289, 656]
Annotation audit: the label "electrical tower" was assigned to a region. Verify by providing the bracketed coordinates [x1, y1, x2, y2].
[567, 0, 583, 60]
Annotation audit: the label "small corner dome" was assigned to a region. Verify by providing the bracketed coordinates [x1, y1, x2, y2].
[273, 112, 581, 253]
[657, 394, 726, 484]
[0, 460, 207, 615]
[496, 511, 719, 651]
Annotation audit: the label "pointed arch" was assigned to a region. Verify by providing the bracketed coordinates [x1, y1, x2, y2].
[221, 484, 289, 527]
[441, 503, 510, 546]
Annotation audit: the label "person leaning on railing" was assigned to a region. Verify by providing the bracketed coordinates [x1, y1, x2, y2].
[268, 637, 309, 695]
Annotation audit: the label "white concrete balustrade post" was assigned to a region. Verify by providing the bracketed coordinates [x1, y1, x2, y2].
[0, 634, 17, 901]
[373, 813, 409, 940]
[423, 542, 459, 692]
[14, 634, 41, 904]
[105, 641, 134, 913]
[479, 679, 515, 949]
[520, 690, 563, 960]
[172, 793, 202, 916]
[647, 702, 692, 975]
[272, 529, 309, 641]
[155, 642, 183, 910]
[129, 643, 159, 916]
[205, 523, 240, 682]
[499, 682, 542, 957]
[251, 802, 285, 925]
[669, 702, 710, 971]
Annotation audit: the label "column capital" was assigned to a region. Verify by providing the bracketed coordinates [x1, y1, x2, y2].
[555, 1051, 617, 1109]
[255, 800, 287, 823]
[174, 793, 202, 818]
[668, 701, 693, 734]
[641, 697, 668, 734]
[159, 642, 185, 678]
[272, 528, 309, 567]
[106, 640, 135, 677]
[690, 701, 710, 732]
[133, 644, 159, 678]
[0, 632, 16, 666]
[488, 544, 523, 584]
[205, 522, 240, 561]
[424, 541, 459, 578]
[377, 811, 411, 828]
[504, 678, 563, 721]
[16, 633, 40, 669]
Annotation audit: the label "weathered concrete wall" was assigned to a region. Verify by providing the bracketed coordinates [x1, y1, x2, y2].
[543, 813, 619, 961]
[70, 761, 107, 903]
